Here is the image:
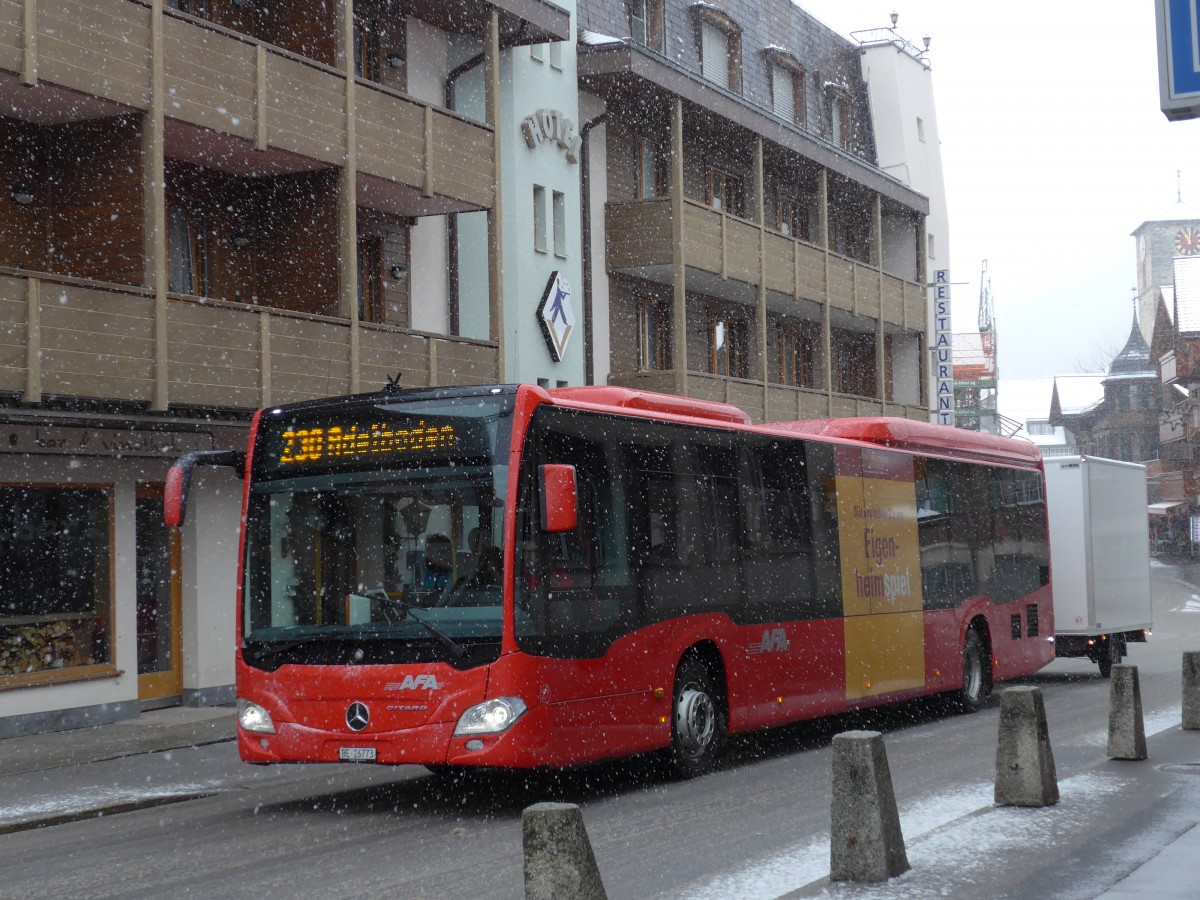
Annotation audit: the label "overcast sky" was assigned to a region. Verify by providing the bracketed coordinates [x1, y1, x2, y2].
[799, 1, 1200, 379]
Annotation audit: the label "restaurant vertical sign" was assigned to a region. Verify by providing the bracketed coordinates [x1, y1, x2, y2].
[932, 269, 954, 426]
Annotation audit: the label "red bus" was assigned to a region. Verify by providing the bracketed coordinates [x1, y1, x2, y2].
[166, 383, 1054, 777]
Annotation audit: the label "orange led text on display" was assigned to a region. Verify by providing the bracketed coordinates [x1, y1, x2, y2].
[278, 422, 458, 465]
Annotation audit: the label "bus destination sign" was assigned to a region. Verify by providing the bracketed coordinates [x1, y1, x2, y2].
[277, 421, 458, 466]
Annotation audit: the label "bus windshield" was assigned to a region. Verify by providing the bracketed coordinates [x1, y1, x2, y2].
[241, 391, 515, 670]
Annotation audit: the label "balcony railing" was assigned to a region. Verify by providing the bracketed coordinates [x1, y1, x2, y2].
[0, 270, 498, 410]
[605, 198, 923, 329]
[0, 0, 494, 207]
[609, 370, 927, 425]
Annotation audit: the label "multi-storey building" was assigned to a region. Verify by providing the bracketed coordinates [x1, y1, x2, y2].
[0, 0, 569, 734]
[577, 0, 931, 422]
[0, 0, 936, 735]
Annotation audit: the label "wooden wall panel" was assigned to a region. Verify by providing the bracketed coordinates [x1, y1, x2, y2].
[430, 114, 494, 208]
[162, 17, 256, 140]
[47, 116, 144, 286]
[724, 217, 759, 284]
[358, 329, 429, 388]
[266, 54, 345, 165]
[255, 170, 339, 317]
[0, 119, 45, 271]
[167, 300, 260, 407]
[355, 88, 425, 185]
[881, 275, 905, 325]
[904, 283, 925, 331]
[827, 256, 854, 312]
[37, 0, 151, 110]
[0, 0, 22, 70]
[796, 243, 825, 301]
[39, 284, 154, 401]
[855, 266, 881, 318]
[0, 277, 26, 393]
[763, 232, 794, 296]
[432, 339, 499, 385]
[605, 201, 671, 270]
[682, 203, 722, 274]
[269, 315, 350, 402]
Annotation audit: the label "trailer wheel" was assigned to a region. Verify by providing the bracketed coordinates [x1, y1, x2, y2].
[959, 629, 991, 713]
[670, 656, 727, 778]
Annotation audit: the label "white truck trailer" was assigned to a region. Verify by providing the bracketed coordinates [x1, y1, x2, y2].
[1043, 455, 1153, 676]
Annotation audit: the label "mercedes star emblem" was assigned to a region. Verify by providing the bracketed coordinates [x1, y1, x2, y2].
[346, 701, 370, 732]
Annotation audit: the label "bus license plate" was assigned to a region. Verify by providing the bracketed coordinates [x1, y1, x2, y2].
[339, 746, 376, 762]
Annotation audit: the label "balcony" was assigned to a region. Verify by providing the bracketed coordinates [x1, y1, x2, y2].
[609, 371, 928, 425]
[605, 198, 923, 329]
[0, 270, 498, 410]
[0, 0, 494, 210]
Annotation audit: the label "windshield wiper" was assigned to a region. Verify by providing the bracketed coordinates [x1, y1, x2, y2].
[353, 589, 467, 660]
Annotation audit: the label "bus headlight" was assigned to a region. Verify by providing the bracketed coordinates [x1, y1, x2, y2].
[238, 698, 276, 734]
[454, 697, 527, 736]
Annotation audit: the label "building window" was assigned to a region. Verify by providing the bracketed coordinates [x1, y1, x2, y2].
[357, 236, 383, 323]
[831, 328, 876, 396]
[707, 168, 741, 215]
[0, 484, 113, 682]
[531, 43, 545, 62]
[638, 298, 668, 370]
[533, 185, 547, 252]
[353, 17, 381, 82]
[636, 139, 665, 198]
[711, 315, 747, 378]
[916, 116, 926, 142]
[166, 203, 209, 296]
[829, 91, 856, 150]
[1027, 420, 1055, 436]
[629, 0, 664, 51]
[549, 41, 563, 70]
[552, 190, 566, 257]
[776, 197, 808, 240]
[167, 0, 207, 15]
[780, 325, 816, 388]
[696, 9, 741, 93]
[928, 233, 936, 260]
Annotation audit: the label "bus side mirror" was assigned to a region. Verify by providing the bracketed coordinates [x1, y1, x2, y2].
[165, 450, 245, 528]
[540, 464, 577, 533]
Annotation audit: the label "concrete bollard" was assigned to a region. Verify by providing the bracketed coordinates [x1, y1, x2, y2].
[994, 686, 1058, 807]
[522, 802, 607, 900]
[1107, 664, 1148, 760]
[829, 730, 909, 883]
[1184, 652, 1200, 730]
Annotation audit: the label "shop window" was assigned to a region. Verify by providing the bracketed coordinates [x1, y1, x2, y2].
[711, 315, 747, 378]
[167, 203, 210, 297]
[0, 485, 113, 683]
[707, 168, 742, 215]
[638, 298, 668, 370]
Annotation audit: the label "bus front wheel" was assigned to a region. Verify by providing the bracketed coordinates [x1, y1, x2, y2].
[670, 656, 727, 778]
[960, 629, 991, 713]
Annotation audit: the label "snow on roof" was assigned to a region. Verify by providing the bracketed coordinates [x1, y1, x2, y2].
[1174, 256, 1200, 334]
[1052, 373, 1105, 415]
[579, 29, 624, 46]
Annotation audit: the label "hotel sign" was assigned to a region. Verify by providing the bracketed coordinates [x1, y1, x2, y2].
[931, 269, 954, 426]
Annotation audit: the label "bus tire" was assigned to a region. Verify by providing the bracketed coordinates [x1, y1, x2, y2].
[670, 655, 727, 778]
[959, 629, 991, 713]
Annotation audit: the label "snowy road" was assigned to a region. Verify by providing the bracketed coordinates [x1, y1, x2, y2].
[0, 560, 1196, 899]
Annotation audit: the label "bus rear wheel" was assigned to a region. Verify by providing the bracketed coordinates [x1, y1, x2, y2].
[959, 629, 991, 713]
[670, 656, 727, 779]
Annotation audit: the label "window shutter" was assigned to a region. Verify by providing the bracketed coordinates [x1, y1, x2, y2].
[701, 22, 729, 90]
[772, 64, 794, 120]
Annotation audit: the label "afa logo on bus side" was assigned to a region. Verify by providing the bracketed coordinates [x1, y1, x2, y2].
[834, 447, 926, 701]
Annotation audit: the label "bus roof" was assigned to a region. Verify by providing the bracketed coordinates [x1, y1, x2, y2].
[767, 417, 1044, 467]
[548, 386, 752, 426]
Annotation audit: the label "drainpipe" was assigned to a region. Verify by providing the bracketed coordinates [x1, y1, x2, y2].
[579, 112, 607, 386]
